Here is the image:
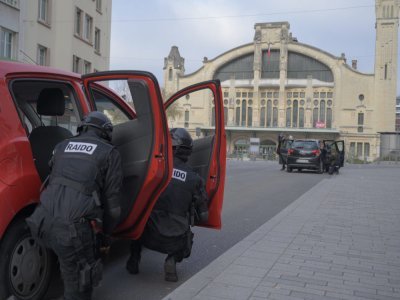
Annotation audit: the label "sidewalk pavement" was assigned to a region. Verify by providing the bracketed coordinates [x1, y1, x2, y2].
[163, 165, 400, 300]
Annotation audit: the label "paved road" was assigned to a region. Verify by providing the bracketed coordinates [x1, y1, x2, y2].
[165, 163, 400, 300]
[46, 160, 327, 300]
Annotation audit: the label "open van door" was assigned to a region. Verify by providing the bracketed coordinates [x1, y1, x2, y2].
[82, 71, 172, 239]
[335, 140, 345, 167]
[164, 80, 226, 229]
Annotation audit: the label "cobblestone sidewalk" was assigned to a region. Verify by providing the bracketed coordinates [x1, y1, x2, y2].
[164, 165, 400, 300]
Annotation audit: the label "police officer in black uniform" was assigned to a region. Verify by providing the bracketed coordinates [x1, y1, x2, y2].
[27, 111, 123, 300]
[277, 133, 286, 170]
[126, 128, 209, 282]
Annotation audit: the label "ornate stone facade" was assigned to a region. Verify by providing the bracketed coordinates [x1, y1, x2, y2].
[163, 0, 399, 161]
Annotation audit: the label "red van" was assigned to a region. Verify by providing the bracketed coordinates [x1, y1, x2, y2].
[0, 61, 226, 300]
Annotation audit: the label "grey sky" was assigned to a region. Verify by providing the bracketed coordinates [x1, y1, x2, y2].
[110, 0, 399, 94]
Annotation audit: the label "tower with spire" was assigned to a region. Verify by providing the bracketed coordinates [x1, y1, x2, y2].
[163, 46, 185, 99]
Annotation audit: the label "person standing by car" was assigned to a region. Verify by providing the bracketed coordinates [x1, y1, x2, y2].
[277, 133, 286, 170]
[328, 143, 340, 175]
[26, 111, 123, 300]
[126, 128, 209, 282]
[319, 141, 327, 172]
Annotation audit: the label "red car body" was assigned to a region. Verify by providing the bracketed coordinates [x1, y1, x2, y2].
[0, 61, 226, 300]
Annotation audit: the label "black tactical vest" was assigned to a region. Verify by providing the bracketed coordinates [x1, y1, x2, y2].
[49, 135, 114, 207]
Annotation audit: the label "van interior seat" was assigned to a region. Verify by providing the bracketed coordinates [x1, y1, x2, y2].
[188, 135, 215, 182]
[29, 88, 73, 181]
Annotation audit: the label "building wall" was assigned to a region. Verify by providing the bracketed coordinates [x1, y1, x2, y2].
[0, 0, 20, 61]
[1, 0, 111, 73]
[163, 0, 399, 161]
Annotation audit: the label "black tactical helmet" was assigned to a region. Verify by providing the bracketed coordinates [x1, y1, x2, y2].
[170, 128, 193, 150]
[77, 111, 113, 141]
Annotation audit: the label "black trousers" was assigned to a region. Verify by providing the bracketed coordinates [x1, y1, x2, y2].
[131, 227, 194, 263]
[47, 222, 96, 300]
[279, 154, 286, 168]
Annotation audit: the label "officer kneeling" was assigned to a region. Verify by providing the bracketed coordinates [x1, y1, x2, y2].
[27, 111, 123, 300]
[126, 128, 209, 282]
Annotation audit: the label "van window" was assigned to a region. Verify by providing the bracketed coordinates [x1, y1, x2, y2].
[11, 80, 82, 135]
[292, 140, 318, 150]
[92, 89, 131, 125]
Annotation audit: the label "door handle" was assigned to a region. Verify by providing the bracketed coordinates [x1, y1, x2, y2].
[155, 153, 163, 158]
[210, 175, 217, 179]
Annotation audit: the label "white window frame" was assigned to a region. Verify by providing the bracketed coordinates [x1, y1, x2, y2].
[1, 0, 19, 8]
[96, 0, 102, 13]
[37, 44, 48, 66]
[0, 28, 14, 59]
[84, 60, 91, 74]
[38, 0, 50, 25]
[75, 7, 83, 36]
[94, 27, 101, 53]
[73, 55, 81, 73]
[83, 13, 93, 42]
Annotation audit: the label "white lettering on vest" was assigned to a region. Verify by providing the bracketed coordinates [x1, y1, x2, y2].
[64, 142, 98, 155]
[172, 168, 187, 182]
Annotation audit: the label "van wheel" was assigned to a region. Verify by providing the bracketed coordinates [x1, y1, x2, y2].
[0, 219, 53, 300]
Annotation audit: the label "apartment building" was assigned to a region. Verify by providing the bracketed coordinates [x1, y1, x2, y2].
[0, 0, 111, 73]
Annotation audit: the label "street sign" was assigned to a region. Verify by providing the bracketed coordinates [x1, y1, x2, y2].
[316, 121, 325, 128]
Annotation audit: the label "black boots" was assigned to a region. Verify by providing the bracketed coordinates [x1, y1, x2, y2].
[126, 254, 140, 274]
[127, 241, 141, 274]
[164, 255, 178, 282]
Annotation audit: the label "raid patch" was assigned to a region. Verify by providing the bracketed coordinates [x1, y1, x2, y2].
[172, 168, 187, 182]
[65, 142, 97, 155]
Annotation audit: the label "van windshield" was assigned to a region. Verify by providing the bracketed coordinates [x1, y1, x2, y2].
[292, 141, 318, 150]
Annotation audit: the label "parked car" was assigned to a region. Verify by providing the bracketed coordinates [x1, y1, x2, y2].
[286, 139, 324, 173]
[0, 61, 226, 300]
[286, 139, 344, 174]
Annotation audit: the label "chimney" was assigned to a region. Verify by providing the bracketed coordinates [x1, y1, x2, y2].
[352, 60, 358, 70]
[340, 53, 346, 63]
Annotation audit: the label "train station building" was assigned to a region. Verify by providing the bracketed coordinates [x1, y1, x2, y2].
[162, 0, 399, 161]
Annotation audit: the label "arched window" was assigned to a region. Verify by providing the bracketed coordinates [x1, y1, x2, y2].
[241, 100, 247, 126]
[326, 108, 332, 128]
[286, 107, 291, 127]
[235, 107, 240, 126]
[247, 107, 253, 127]
[299, 107, 304, 128]
[288, 52, 333, 82]
[292, 100, 298, 128]
[358, 112, 364, 132]
[313, 107, 318, 127]
[267, 100, 272, 127]
[320, 100, 325, 123]
[168, 68, 173, 81]
[273, 107, 278, 127]
[260, 106, 265, 127]
[214, 53, 255, 81]
[224, 107, 228, 126]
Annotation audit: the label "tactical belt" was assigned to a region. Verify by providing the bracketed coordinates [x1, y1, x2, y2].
[51, 177, 101, 207]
